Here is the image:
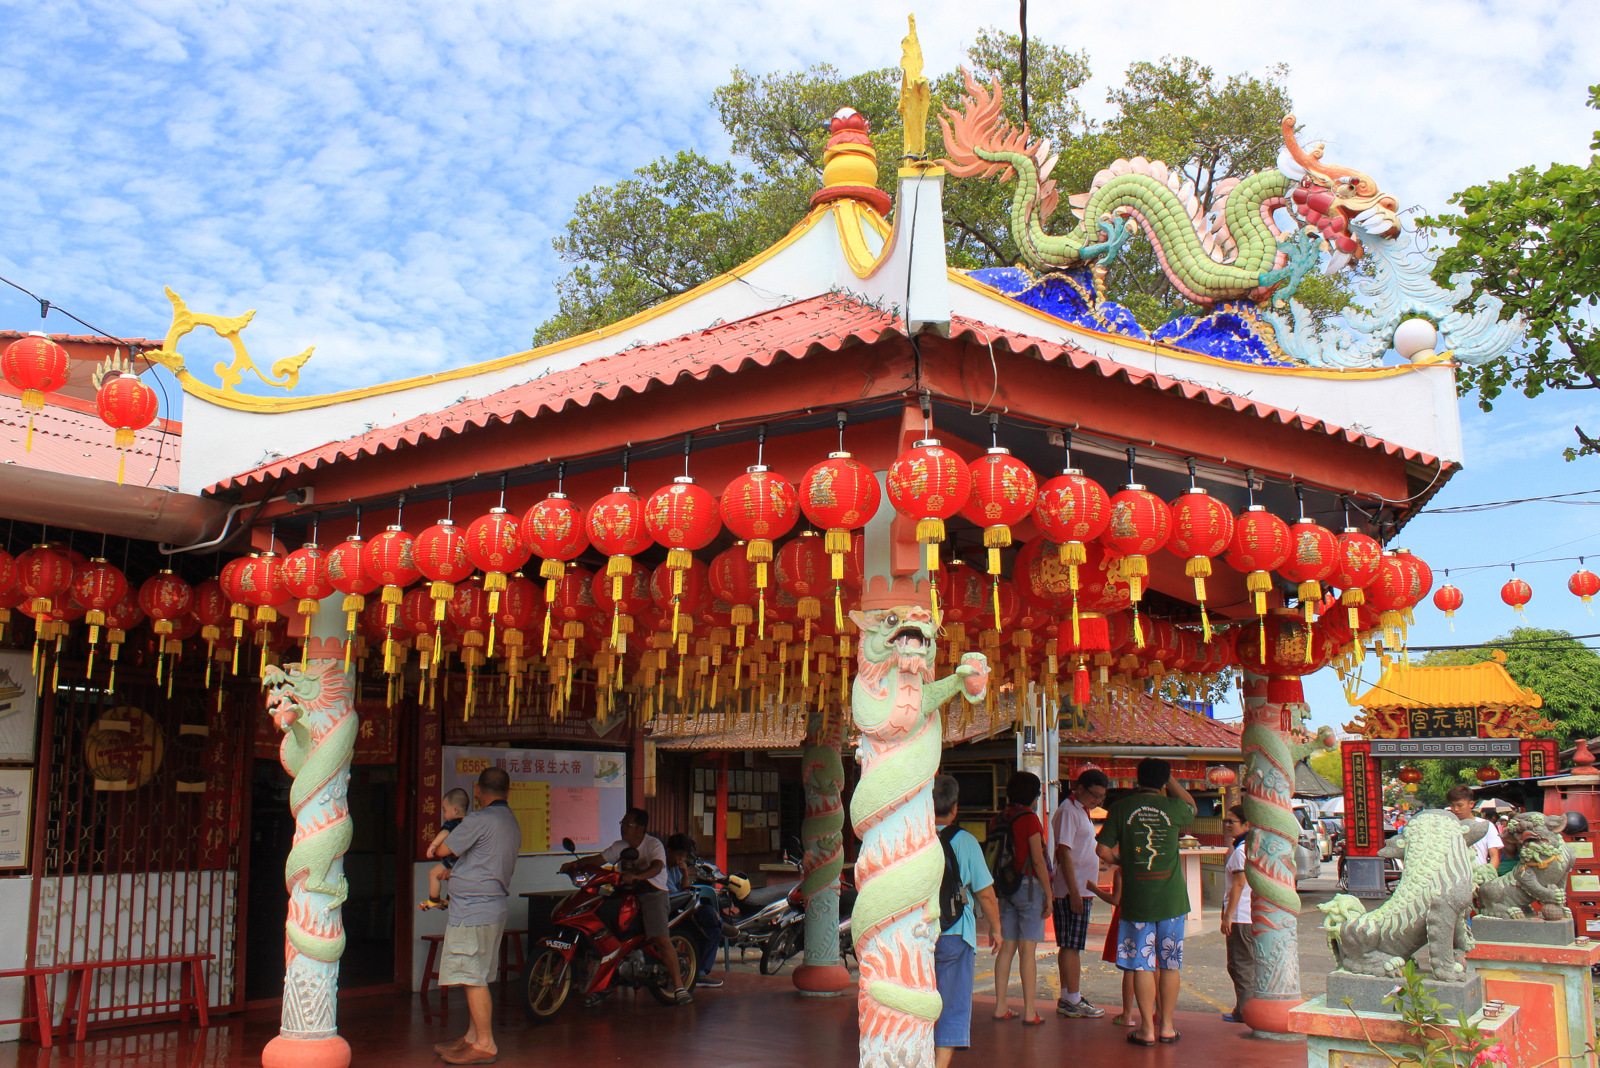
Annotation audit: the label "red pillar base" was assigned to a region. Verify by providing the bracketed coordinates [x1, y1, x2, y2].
[792, 963, 851, 997]
[262, 1034, 352, 1068]
[1242, 997, 1306, 1040]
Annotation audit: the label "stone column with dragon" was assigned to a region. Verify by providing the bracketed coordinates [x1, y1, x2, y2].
[794, 702, 850, 996]
[849, 578, 988, 1068]
[261, 600, 357, 1068]
[1240, 668, 1334, 1039]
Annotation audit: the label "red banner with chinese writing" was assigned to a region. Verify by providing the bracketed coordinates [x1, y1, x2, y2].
[416, 697, 443, 861]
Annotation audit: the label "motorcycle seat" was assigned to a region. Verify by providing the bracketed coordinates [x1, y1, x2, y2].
[668, 890, 696, 912]
[733, 881, 793, 915]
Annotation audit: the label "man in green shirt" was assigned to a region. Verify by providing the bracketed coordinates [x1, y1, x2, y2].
[1096, 757, 1196, 1047]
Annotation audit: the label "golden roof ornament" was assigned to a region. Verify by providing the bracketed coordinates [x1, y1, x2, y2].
[809, 108, 891, 214]
[899, 14, 930, 159]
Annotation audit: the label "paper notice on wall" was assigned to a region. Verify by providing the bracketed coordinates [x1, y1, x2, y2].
[701, 813, 714, 837]
[1571, 841, 1594, 860]
[1571, 874, 1600, 893]
[692, 794, 705, 817]
[508, 781, 552, 853]
[726, 813, 743, 839]
[552, 786, 600, 848]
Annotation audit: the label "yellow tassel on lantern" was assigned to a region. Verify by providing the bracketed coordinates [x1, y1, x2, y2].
[1123, 554, 1149, 601]
[983, 525, 1011, 575]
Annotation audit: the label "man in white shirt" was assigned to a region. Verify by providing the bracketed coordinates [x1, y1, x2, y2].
[1050, 769, 1110, 1018]
[565, 807, 690, 1004]
[1445, 787, 1501, 867]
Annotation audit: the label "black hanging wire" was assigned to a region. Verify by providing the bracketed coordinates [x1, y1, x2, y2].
[683, 433, 694, 477]
[836, 411, 847, 452]
[1125, 446, 1138, 486]
[1018, 0, 1029, 127]
[1061, 428, 1073, 470]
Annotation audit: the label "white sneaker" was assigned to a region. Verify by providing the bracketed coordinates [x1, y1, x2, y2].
[1056, 997, 1105, 1018]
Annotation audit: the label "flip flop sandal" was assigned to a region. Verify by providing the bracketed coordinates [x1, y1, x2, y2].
[1159, 1033, 1182, 1044]
[991, 1010, 1019, 1021]
[1022, 1016, 1046, 1026]
[1126, 1033, 1158, 1047]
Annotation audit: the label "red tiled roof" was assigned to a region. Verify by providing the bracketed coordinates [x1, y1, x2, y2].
[214, 294, 1439, 491]
[1061, 689, 1242, 750]
[0, 385, 181, 488]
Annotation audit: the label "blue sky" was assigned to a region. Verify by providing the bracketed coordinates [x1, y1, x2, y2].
[3, 0, 1600, 720]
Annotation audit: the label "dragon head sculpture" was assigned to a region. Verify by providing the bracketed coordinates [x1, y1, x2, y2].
[263, 659, 344, 731]
[851, 606, 938, 683]
[1278, 115, 1401, 269]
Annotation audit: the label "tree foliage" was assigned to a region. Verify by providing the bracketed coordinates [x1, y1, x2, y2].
[1421, 86, 1600, 459]
[1308, 744, 1344, 790]
[533, 35, 1347, 345]
[1419, 627, 1600, 741]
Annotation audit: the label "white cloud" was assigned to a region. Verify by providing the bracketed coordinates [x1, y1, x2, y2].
[1, 0, 1598, 397]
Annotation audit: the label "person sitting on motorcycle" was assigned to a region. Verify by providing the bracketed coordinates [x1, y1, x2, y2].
[665, 833, 725, 988]
[563, 808, 691, 1005]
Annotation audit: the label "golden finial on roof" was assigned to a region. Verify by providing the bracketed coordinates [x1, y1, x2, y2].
[899, 14, 930, 159]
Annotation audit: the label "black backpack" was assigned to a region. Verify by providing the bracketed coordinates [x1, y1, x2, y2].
[938, 824, 970, 932]
[984, 809, 1024, 898]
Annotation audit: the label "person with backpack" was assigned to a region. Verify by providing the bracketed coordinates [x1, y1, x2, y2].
[932, 774, 1001, 1068]
[987, 771, 1051, 1024]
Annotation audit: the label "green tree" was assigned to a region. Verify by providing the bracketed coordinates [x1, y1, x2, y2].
[533, 36, 1345, 344]
[1421, 85, 1600, 459]
[1308, 743, 1344, 789]
[1419, 627, 1600, 741]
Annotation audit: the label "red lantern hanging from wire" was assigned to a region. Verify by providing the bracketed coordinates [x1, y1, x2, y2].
[799, 432, 880, 596]
[1363, 552, 1416, 645]
[644, 454, 721, 637]
[93, 364, 159, 484]
[466, 479, 532, 628]
[522, 468, 589, 654]
[721, 441, 799, 638]
[282, 539, 334, 664]
[2, 333, 70, 451]
[1102, 452, 1171, 643]
[139, 570, 195, 683]
[961, 431, 1039, 576]
[1570, 563, 1600, 612]
[326, 514, 379, 671]
[592, 560, 652, 654]
[1281, 487, 1339, 624]
[361, 510, 421, 629]
[191, 577, 230, 687]
[102, 589, 143, 692]
[888, 436, 970, 624]
[17, 544, 73, 675]
[1167, 479, 1234, 641]
[414, 513, 474, 660]
[1332, 525, 1383, 630]
[0, 547, 15, 642]
[1501, 570, 1532, 617]
[1226, 506, 1291, 615]
[1433, 581, 1464, 630]
[71, 557, 127, 677]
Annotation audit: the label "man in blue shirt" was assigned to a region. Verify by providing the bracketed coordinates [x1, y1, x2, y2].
[933, 774, 1002, 1068]
[433, 766, 522, 1065]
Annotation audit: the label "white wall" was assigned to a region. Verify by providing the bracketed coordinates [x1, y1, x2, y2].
[408, 856, 573, 992]
[0, 878, 31, 1041]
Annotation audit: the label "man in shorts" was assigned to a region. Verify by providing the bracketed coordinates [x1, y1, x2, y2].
[1051, 768, 1110, 1018]
[1096, 757, 1195, 1047]
[589, 808, 691, 1003]
[932, 775, 1002, 1068]
[433, 766, 522, 1065]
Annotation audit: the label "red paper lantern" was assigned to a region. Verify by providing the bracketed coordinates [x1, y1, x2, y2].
[1398, 767, 1423, 785]
[887, 439, 970, 574]
[1501, 576, 1532, 613]
[361, 525, 420, 624]
[464, 507, 531, 616]
[592, 561, 652, 650]
[1332, 529, 1383, 629]
[1168, 488, 1234, 635]
[2, 333, 70, 450]
[961, 448, 1039, 574]
[139, 571, 195, 635]
[523, 492, 589, 587]
[95, 371, 159, 483]
[1476, 766, 1500, 783]
[587, 484, 651, 595]
[1225, 506, 1291, 617]
[71, 558, 127, 634]
[1281, 520, 1339, 619]
[414, 518, 473, 626]
[1207, 765, 1238, 788]
[710, 544, 761, 640]
[493, 574, 542, 634]
[1400, 550, 1433, 605]
[1101, 485, 1170, 609]
[16, 544, 72, 617]
[282, 543, 334, 617]
[644, 476, 720, 629]
[1570, 568, 1600, 605]
[800, 451, 880, 578]
[1433, 583, 1464, 618]
[1234, 608, 1333, 674]
[775, 531, 830, 629]
[1363, 553, 1420, 642]
[651, 559, 710, 615]
[1034, 468, 1111, 617]
[721, 466, 798, 628]
[447, 579, 492, 640]
[326, 535, 378, 653]
[936, 561, 988, 626]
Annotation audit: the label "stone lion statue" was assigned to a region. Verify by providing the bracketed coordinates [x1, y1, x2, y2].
[1474, 811, 1575, 920]
[1317, 810, 1486, 981]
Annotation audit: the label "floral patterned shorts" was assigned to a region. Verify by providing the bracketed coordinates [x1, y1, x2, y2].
[1115, 916, 1184, 972]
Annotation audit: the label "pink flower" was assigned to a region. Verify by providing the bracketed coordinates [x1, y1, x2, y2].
[1471, 1042, 1509, 1068]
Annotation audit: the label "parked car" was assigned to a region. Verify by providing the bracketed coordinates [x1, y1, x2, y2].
[1290, 800, 1324, 885]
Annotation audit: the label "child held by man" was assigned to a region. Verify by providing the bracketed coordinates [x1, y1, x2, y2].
[420, 788, 471, 909]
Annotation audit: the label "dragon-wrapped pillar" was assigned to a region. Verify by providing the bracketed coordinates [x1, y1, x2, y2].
[1241, 669, 1333, 1038]
[261, 600, 357, 1068]
[794, 702, 850, 996]
[849, 577, 987, 1068]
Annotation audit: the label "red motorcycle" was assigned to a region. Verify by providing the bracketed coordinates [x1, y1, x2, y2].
[524, 841, 700, 1020]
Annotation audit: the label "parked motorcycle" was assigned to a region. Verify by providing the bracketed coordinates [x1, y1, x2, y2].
[523, 839, 700, 1020]
[758, 872, 856, 975]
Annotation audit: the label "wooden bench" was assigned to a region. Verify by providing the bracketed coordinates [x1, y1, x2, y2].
[420, 929, 527, 999]
[55, 953, 215, 1042]
[0, 965, 63, 1047]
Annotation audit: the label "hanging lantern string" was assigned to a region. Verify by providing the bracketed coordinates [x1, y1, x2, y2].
[1245, 468, 1256, 508]
[1341, 494, 1350, 528]
[353, 503, 363, 539]
[756, 424, 766, 467]
[0, 271, 174, 485]
[1186, 456, 1198, 490]
[989, 411, 999, 448]
[683, 432, 694, 477]
[620, 448, 630, 488]
[1125, 446, 1137, 485]
[445, 483, 453, 522]
[836, 410, 847, 452]
[497, 471, 507, 509]
[396, 493, 406, 527]
[1061, 427, 1073, 470]
[920, 390, 932, 440]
